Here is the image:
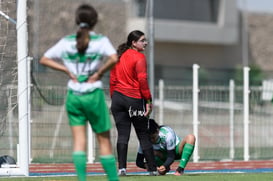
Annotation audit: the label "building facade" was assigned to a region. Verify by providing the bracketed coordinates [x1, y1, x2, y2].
[126, 0, 242, 85]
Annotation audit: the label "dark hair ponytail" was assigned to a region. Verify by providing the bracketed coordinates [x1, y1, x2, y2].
[75, 4, 98, 54]
[117, 30, 145, 58]
[76, 28, 90, 54]
[117, 43, 129, 58]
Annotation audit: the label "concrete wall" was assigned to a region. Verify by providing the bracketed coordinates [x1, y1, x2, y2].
[24, 0, 273, 82]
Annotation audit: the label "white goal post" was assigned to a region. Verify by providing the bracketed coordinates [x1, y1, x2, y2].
[0, 0, 30, 176]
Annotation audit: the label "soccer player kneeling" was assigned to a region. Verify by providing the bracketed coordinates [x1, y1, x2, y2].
[136, 119, 195, 176]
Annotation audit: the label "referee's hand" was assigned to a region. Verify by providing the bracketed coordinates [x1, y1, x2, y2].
[144, 102, 152, 117]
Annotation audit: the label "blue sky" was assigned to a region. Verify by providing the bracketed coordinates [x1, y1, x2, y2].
[240, 0, 273, 13]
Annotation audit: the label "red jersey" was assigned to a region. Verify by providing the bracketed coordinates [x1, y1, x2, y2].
[110, 49, 152, 101]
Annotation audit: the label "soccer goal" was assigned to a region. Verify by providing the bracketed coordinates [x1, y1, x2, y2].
[0, 0, 30, 176]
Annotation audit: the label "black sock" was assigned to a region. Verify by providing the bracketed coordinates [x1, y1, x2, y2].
[176, 166, 184, 173]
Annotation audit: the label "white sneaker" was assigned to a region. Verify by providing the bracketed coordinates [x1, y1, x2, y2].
[118, 168, 126, 176]
[149, 171, 159, 176]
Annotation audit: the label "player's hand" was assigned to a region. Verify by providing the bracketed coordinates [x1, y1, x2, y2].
[157, 165, 166, 172]
[68, 72, 78, 83]
[157, 165, 167, 175]
[87, 72, 101, 83]
[144, 102, 152, 117]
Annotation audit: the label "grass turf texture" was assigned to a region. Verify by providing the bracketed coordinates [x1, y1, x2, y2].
[2, 173, 273, 181]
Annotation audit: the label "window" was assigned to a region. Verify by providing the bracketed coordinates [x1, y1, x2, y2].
[136, 0, 219, 23]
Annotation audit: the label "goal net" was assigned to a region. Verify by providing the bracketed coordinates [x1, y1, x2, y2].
[0, 0, 30, 176]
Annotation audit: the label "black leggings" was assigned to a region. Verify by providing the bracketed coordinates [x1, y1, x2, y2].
[111, 91, 156, 171]
[111, 91, 152, 150]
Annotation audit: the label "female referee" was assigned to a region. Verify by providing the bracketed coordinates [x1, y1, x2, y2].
[110, 30, 157, 176]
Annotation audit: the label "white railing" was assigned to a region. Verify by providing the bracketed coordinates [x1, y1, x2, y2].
[4, 65, 273, 167]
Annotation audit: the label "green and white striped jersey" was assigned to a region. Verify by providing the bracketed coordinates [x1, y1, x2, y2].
[138, 126, 181, 153]
[44, 31, 116, 93]
[153, 126, 181, 151]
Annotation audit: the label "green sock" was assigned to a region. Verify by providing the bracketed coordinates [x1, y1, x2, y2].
[100, 155, 119, 181]
[72, 151, 87, 181]
[179, 143, 194, 168]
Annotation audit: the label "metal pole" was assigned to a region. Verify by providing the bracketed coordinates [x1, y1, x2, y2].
[17, 0, 29, 176]
[159, 79, 164, 125]
[229, 79, 235, 160]
[192, 64, 199, 162]
[148, 0, 155, 117]
[243, 67, 250, 161]
[242, 0, 248, 66]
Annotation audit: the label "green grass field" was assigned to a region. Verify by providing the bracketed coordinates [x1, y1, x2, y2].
[2, 173, 273, 181]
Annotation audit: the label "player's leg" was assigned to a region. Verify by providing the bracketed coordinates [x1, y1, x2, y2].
[97, 131, 119, 181]
[111, 91, 132, 175]
[111, 111, 131, 174]
[133, 117, 157, 175]
[85, 89, 119, 180]
[114, 113, 131, 175]
[66, 91, 88, 181]
[174, 134, 195, 176]
[71, 125, 87, 181]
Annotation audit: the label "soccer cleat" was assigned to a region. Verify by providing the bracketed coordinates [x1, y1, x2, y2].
[174, 167, 184, 176]
[118, 168, 126, 176]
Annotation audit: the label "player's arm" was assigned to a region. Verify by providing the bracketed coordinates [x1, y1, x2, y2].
[157, 149, 175, 174]
[40, 39, 78, 82]
[88, 37, 118, 82]
[40, 56, 77, 82]
[135, 55, 152, 101]
[88, 54, 118, 83]
[135, 55, 152, 117]
[136, 152, 147, 169]
[109, 64, 117, 97]
[40, 56, 67, 72]
[162, 149, 176, 168]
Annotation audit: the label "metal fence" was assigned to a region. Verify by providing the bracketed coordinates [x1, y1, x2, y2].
[2, 78, 273, 163]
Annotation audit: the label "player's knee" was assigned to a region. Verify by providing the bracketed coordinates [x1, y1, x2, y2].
[117, 135, 130, 144]
[117, 139, 128, 144]
[186, 134, 196, 144]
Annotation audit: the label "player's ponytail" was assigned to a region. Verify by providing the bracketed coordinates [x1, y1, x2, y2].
[75, 4, 98, 54]
[76, 24, 90, 54]
[117, 43, 129, 58]
[117, 30, 145, 58]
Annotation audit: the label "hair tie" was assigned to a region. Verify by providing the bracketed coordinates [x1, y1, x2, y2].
[79, 22, 90, 28]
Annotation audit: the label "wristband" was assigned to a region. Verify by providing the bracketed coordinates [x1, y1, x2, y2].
[147, 100, 152, 104]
